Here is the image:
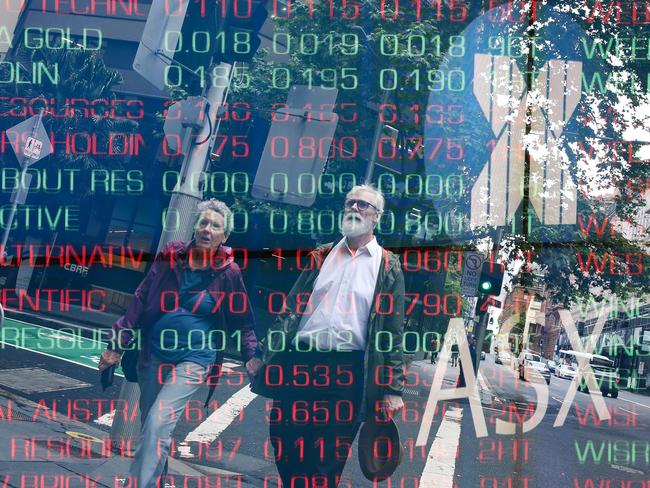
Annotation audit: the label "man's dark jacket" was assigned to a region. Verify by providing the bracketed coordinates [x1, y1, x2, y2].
[252, 241, 406, 418]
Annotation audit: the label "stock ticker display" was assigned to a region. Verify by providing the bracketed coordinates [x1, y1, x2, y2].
[1, 0, 650, 487]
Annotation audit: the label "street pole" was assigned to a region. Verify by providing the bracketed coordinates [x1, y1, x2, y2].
[364, 89, 392, 184]
[110, 63, 233, 450]
[0, 200, 19, 256]
[352, 26, 393, 185]
[158, 63, 233, 251]
[515, 0, 537, 355]
[473, 227, 504, 373]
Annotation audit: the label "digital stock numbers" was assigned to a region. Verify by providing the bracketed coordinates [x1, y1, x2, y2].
[0, 0, 650, 487]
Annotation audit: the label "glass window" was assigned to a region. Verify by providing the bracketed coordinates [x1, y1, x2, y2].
[105, 196, 159, 271]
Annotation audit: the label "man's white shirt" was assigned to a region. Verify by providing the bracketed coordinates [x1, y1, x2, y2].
[294, 237, 383, 351]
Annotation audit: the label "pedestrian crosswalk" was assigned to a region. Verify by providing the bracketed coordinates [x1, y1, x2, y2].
[184, 386, 257, 444]
[420, 407, 463, 487]
[85, 358, 478, 484]
[1, 344, 485, 486]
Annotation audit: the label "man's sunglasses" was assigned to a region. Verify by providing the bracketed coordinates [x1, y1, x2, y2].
[344, 199, 379, 211]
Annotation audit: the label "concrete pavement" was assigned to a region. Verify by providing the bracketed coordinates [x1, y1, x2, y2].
[0, 384, 251, 488]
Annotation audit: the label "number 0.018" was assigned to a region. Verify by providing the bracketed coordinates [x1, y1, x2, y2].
[379, 34, 465, 58]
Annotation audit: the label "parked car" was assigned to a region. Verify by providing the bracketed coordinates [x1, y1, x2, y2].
[518, 351, 551, 384]
[495, 350, 511, 365]
[546, 360, 558, 374]
[556, 363, 577, 380]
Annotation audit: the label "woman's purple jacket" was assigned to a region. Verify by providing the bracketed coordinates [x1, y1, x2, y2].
[108, 240, 257, 369]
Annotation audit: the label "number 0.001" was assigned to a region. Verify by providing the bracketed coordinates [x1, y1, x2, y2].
[272, 67, 358, 90]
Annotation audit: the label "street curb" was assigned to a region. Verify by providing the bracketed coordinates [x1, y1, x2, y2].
[0, 386, 245, 483]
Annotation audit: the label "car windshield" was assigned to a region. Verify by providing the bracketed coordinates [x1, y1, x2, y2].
[527, 355, 541, 362]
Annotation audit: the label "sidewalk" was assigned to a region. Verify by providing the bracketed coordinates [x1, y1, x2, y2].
[0, 386, 256, 488]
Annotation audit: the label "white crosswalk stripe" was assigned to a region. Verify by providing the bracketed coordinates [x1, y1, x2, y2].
[183, 386, 257, 444]
[419, 407, 463, 487]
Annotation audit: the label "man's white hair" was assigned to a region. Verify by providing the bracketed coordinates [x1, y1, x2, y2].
[346, 184, 385, 214]
[194, 199, 233, 238]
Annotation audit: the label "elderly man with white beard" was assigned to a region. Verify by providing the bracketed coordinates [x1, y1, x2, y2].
[250, 184, 406, 488]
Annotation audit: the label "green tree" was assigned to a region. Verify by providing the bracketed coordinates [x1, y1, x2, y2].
[0, 46, 139, 195]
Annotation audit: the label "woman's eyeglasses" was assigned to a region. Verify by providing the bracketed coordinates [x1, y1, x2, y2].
[344, 199, 379, 211]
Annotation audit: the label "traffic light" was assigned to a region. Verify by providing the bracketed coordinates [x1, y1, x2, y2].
[216, 0, 269, 63]
[478, 261, 504, 296]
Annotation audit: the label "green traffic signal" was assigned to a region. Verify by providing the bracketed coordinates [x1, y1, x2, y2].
[479, 261, 504, 295]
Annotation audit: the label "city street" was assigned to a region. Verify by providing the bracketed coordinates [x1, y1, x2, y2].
[2, 317, 649, 487]
[1, 0, 649, 486]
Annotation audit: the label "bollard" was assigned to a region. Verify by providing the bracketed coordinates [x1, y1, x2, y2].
[110, 380, 141, 454]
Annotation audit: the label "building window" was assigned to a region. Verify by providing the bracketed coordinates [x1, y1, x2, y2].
[105, 196, 159, 270]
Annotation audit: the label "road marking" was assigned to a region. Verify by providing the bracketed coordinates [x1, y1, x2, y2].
[184, 386, 257, 444]
[0, 317, 117, 372]
[419, 407, 463, 487]
[610, 463, 644, 475]
[477, 372, 489, 392]
[66, 431, 103, 443]
[618, 407, 637, 416]
[482, 406, 505, 413]
[222, 362, 241, 371]
[92, 362, 248, 429]
[618, 395, 650, 409]
[94, 410, 116, 427]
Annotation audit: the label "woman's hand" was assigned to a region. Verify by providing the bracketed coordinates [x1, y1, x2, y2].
[98, 350, 122, 372]
[245, 358, 264, 381]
